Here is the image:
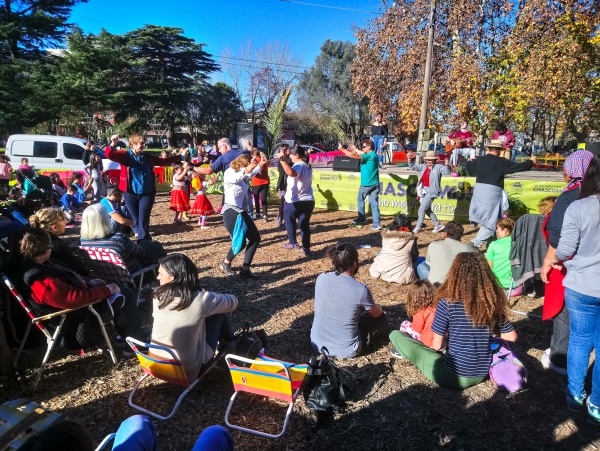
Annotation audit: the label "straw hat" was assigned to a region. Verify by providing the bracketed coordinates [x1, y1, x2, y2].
[423, 151, 438, 160]
[486, 139, 505, 149]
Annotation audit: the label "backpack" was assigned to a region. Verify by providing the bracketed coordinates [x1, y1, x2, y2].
[489, 338, 527, 392]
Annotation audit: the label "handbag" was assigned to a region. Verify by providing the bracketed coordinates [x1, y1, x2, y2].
[489, 338, 527, 392]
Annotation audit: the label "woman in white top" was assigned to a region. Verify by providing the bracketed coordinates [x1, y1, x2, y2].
[278, 144, 315, 256]
[152, 253, 237, 381]
[221, 153, 268, 278]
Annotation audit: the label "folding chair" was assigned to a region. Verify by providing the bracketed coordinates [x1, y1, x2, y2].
[126, 337, 220, 421]
[224, 354, 308, 439]
[0, 398, 62, 450]
[80, 246, 157, 302]
[2, 275, 117, 394]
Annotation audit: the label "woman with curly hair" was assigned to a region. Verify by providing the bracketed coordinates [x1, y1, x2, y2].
[390, 252, 517, 388]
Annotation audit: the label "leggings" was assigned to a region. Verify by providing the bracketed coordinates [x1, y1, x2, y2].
[223, 209, 261, 266]
[123, 192, 156, 241]
[284, 200, 315, 249]
[252, 184, 269, 217]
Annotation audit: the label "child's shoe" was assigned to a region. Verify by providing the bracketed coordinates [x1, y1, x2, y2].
[200, 226, 210, 230]
[588, 401, 600, 426]
[566, 389, 587, 412]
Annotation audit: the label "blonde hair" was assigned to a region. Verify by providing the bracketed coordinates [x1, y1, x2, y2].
[29, 208, 67, 232]
[128, 133, 145, 145]
[229, 154, 252, 172]
[80, 203, 112, 240]
[538, 196, 557, 215]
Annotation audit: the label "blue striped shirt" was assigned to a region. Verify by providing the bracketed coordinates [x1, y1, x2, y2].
[431, 299, 514, 377]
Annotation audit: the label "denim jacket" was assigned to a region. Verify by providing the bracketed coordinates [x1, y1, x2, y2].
[408, 162, 451, 198]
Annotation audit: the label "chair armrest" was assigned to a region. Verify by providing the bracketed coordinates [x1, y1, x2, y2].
[130, 264, 158, 279]
[32, 299, 105, 323]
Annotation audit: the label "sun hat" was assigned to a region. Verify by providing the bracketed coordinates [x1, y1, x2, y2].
[486, 139, 505, 149]
[423, 151, 438, 160]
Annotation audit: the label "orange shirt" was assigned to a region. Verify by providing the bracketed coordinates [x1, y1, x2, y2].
[412, 306, 437, 347]
[252, 164, 270, 186]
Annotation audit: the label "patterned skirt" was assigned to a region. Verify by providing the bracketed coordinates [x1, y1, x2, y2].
[169, 189, 190, 212]
[190, 194, 215, 216]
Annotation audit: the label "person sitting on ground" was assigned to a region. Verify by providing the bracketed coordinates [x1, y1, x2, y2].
[29, 208, 89, 276]
[151, 253, 237, 382]
[311, 242, 388, 358]
[49, 173, 66, 197]
[9, 228, 142, 354]
[417, 221, 474, 284]
[390, 252, 517, 388]
[68, 172, 91, 204]
[486, 217, 522, 296]
[59, 184, 81, 218]
[99, 185, 135, 234]
[396, 279, 437, 350]
[370, 214, 419, 285]
[80, 203, 166, 274]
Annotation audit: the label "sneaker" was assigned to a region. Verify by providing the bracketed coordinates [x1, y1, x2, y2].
[468, 242, 480, 251]
[566, 389, 587, 412]
[284, 243, 300, 250]
[541, 350, 567, 375]
[588, 402, 600, 426]
[433, 224, 445, 233]
[302, 247, 312, 257]
[239, 268, 259, 279]
[371, 224, 382, 230]
[352, 218, 367, 225]
[221, 260, 235, 276]
[122, 348, 135, 358]
[412, 227, 422, 233]
[390, 347, 404, 359]
[262, 215, 268, 223]
[200, 225, 211, 230]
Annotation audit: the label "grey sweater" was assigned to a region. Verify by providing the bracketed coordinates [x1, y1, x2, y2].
[408, 161, 451, 197]
[556, 196, 600, 297]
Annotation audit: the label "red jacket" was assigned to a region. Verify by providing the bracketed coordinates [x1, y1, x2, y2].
[490, 129, 516, 149]
[30, 277, 112, 310]
[106, 146, 180, 193]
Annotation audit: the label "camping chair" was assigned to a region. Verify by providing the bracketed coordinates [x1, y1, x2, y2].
[224, 354, 308, 439]
[126, 337, 221, 421]
[2, 275, 117, 394]
[0, 398, 62, 450]
[80, 246, 157, 302]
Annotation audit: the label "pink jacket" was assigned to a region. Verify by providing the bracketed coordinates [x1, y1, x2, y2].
[490, 129, 515, 149]
[0, 162, 12, 179]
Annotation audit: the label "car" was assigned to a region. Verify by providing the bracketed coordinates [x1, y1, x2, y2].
[301, 145, 328, 154]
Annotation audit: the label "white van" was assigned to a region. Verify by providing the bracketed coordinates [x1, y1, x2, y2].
[5, 134, 119, 172]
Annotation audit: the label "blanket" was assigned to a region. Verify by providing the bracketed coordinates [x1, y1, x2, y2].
[509, 214, 548, 286]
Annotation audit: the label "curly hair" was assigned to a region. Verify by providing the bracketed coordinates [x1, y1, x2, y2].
[29, 208, 67, 232]
[229, 154, 252, 172]
[435, 252, 509, 328]
[405, 279, 435, 316]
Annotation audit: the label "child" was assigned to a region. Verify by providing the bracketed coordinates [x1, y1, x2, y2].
[68, 173, 88, 205]
[60, 184, 78, 219]
[0, 155, 13, 191]
[49, 173, 66, 197]
[486, 217, 522, 296]
[538, 196, 557, 215]
[18, 158, 33, 174]
[398, 279, 437, 348]
[390, 252, 517, 389]
[369, 214, 419, 285]
[190, 173, 214, 229]
[87, 153, 105, 201]
[169, 164, 190, 224]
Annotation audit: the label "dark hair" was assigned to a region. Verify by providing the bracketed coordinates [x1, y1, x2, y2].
[20, 420, 93, 451]
[154, 253, 199, 311]
[444, 221, 464, 240]
[496, 217, 515, 234]
[496, 122, 507, 132]
[290, 144, 309, 163]
[326, 242, 359, 276]
[388, 214, 412, 231]
[279, 143, 290, 153]
[69, 173, 83, 185]
[9, 228, 51, 264]
[106, 185, 122, 197]
[580, 154, 600, 199]
[362, 138, 375, 150]
[68, 184, 78, 193]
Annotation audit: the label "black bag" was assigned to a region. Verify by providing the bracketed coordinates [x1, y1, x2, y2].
[232, 324, 264, 366]
[304, 347, 354, 415]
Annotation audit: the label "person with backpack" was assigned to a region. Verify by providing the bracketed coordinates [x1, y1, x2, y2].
[390, 252, 517, 388]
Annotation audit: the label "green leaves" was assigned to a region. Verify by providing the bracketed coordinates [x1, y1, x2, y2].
[264, 85, 293, 158]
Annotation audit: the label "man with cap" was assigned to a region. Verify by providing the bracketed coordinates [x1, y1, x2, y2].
[466, 139, 536, 248]
[407, 150, 451, 233]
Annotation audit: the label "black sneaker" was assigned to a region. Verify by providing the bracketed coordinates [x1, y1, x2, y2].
[239, 268, 259, 279]
[221, 260, 235, 276]
[390, 347, 404, 359]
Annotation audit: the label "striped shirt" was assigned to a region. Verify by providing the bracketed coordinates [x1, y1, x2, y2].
[431, 299, 514, 377]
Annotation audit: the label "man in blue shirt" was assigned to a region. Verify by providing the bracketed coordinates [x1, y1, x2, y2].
[99, 185, 134, 234]
[340, 139, 381, 230]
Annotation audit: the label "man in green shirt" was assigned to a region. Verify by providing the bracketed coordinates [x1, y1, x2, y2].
[340, 139, 381, 230]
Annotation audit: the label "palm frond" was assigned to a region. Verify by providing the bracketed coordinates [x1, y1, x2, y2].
[264, 85, 294, 158]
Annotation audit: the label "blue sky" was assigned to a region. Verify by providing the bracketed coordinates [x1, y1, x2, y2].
[69, 0, 382, 70]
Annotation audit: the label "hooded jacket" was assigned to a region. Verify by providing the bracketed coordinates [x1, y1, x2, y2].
[370, 229, 418, 285]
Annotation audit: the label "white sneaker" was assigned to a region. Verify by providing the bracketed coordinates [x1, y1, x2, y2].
[412, 227, 421, 233]
[433, 224, 445, 233]
[200, 226, 211, 230]
[541, 350, 567, 375]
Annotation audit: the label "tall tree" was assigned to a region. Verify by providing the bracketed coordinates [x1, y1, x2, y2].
[298, 40, 370, 143]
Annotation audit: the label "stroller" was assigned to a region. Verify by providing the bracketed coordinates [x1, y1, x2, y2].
[16, 170, 59, 206]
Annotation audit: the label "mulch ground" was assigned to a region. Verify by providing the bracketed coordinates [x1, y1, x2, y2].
[2, 192, 600, 450]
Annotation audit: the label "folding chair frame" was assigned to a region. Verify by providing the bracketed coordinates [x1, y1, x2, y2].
[95, 433, 116, 451]
[2, 275, 117, 394]
[224, 354, 303, 439]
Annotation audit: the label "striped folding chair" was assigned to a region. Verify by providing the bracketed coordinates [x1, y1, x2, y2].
[2, 275, 117, 394]
[80, 247, 157, 302]
[224, 354, 308, 439]
[126, 337, 220, 421]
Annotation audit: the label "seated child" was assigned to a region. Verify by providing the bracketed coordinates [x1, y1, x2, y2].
[370, 214, 418, 285]
[398, 279, 437, 348]
[69, 173, 89, 205]
[486, 217, 521, 296]
[538, 196, 557, 216]
[60, 184, 79, 219]
[390, 252, 517, 389]
[18, 158, 34, 179]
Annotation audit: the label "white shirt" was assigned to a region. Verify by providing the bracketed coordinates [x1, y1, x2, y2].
[285, 161, 314, 203]
[223, 165, 262, 209]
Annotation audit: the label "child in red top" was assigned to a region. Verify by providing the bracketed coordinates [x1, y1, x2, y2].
[169, 164, 190, 224]
[190, 172, 215, 229]
[400, 279, 437, 347]
[251, 149, 270, 222]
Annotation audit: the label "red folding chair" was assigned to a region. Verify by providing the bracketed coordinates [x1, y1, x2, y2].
[2, 275, 117, 394]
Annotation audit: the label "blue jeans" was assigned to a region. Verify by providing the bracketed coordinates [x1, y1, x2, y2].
[416, 260, 430, 279]
[510, 148, 516, 162]
[357, 185, 381, 226]
[566, 288, 600, 406]
[373, 135, 385, 164]
[416, 193, 440, 229]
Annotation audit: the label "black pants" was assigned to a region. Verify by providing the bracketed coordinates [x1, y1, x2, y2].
[358, 312, 388, 355]
[284, 200, 315, 249]
[223, 209, 261, 266]
[549, 304, 569, 369]
[123, 192, 156, 241]
[252, 184, 269, 217]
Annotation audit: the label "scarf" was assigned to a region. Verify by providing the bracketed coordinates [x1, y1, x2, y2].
[563, 150, 593, 192]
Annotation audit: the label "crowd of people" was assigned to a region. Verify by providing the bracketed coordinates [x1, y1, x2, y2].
[2, 125, 600, 449]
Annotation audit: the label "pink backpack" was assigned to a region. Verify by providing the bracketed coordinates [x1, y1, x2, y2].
[489, 338, 528, 392]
